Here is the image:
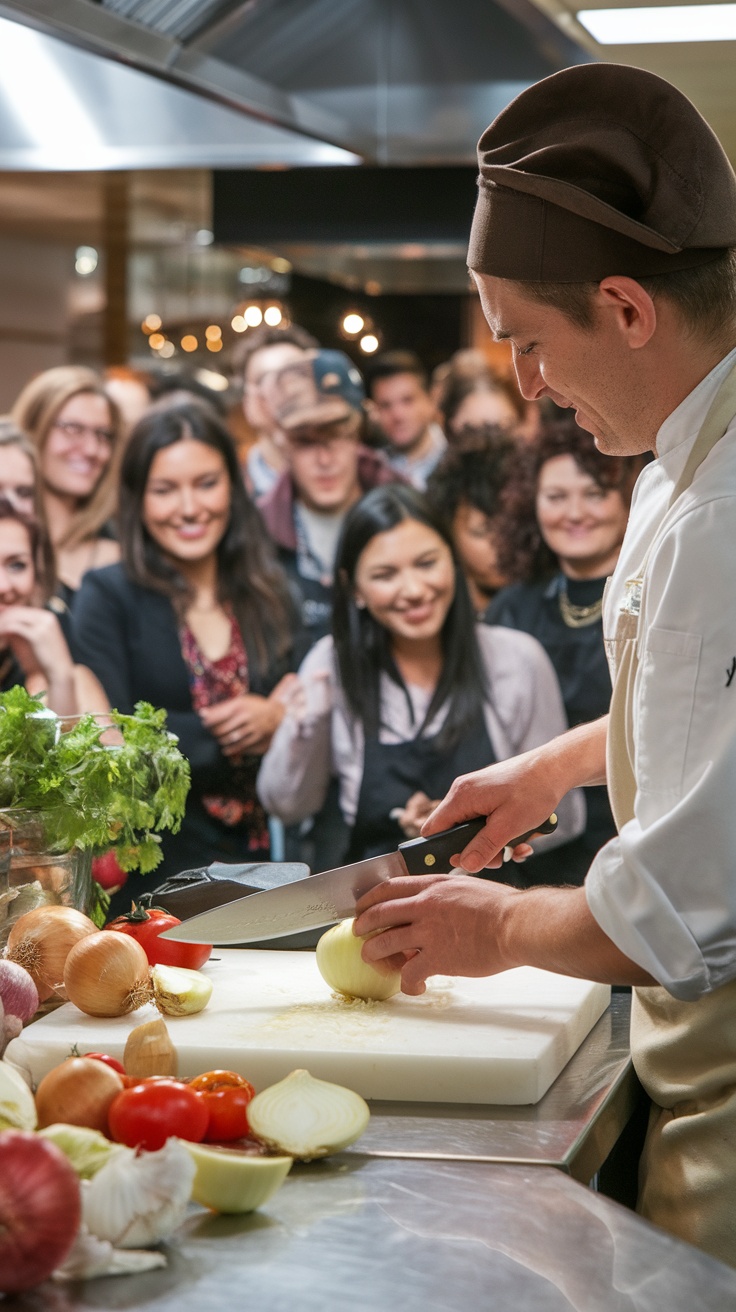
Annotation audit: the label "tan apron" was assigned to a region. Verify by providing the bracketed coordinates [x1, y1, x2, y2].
[607, 361, 736, 1265]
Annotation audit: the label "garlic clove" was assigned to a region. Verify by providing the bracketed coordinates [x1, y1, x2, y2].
[124, 1018, 178, 1078]
[151, 965, 212, 1017]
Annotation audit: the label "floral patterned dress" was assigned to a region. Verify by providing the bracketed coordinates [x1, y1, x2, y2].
[180, 610, 269, 854]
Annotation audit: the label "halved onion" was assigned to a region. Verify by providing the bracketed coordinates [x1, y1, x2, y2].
[247, 1069, 370, 1160]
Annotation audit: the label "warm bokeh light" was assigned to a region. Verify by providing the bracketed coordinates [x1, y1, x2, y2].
[158, 341, 176, 358]
[75, 246, 98, 276]
[263, 305, 282, 326]
[359, 334, 379, 354]
[205, 324, 222, 341]
[206, 339, 223, 353]
[148, 332, 165, 350]
[143, 313, 162, 332]
[342, 312, 364, 336]
[181, 335, 198, 352]
[271, 257, 291, 274]
[231, 314, 247, 332]
[244, 305, 263, 327]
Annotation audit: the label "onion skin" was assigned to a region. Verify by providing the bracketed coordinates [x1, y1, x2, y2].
[63, 932, 152, 1018]
[0, 1129, 82, 1293]
[6, 906, 97, 1003]
[316, 919, 401, 1002]
[35, 1057, 125, 1134]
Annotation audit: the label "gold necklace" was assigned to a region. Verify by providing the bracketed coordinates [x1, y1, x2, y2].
[558, 584, 604, 629]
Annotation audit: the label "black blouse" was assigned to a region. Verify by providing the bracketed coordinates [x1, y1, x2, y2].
[73, 563, 297, 912]
[486, 573, 614, 885]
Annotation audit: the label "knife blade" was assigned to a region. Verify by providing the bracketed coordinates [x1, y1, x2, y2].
[160, 813, 557, 945]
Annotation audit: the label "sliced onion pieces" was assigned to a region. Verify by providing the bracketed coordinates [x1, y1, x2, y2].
[247, 1068, 370, 1160]
[151, 965, 212, 1017]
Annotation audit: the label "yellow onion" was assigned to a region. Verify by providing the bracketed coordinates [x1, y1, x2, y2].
[316, 918, 401, 1002]
[63, 932, 151, 1018]
[6, 906, 97, 1003]
[248, 1068, 370, 1160]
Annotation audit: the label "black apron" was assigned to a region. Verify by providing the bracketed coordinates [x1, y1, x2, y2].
[346, 712, 495, 863]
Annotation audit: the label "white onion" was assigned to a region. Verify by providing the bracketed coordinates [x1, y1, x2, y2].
[316, 918, 401, 1002]
[150, 964, 212, 1016]
[0, 960, 39, 1024]
[247, 1068, 370, 1160]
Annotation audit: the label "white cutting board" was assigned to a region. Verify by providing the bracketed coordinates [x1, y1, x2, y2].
[7, 950, 610, 1105]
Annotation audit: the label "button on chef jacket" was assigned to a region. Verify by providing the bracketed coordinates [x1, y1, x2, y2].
[586, 347, 736, 1000]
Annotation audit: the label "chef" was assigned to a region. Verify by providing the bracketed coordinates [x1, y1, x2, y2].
[354, 63, 736, 1266]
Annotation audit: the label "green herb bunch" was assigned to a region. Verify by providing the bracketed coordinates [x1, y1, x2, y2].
[0, 687, 190, 873]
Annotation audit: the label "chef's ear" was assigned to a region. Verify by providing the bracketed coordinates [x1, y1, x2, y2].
[596, 277, 657, 350]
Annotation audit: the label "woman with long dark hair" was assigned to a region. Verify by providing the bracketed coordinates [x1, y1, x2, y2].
[487, 414, 647, 884]
[74, 403, 301, 907]
[258, 484, 582, 864]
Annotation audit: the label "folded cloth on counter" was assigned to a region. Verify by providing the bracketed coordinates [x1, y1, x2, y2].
[143, 861, 322, 949]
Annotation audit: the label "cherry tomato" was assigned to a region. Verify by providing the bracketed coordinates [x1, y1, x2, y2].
[106, 905, 212, 970]
[189, 1070, 256, 1142]
[84, 1052, 126, 1076]
[108, 1078, 210, 1151]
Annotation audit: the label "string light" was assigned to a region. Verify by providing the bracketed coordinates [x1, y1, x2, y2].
[342, 312, 364, 336]
[159, 341, 175, 358]
[263, 306, 282, 326]
[244, 305, 263, 327]
[205, 325, 222, 342]
[142, 313, 162, 333]
[359, 334, 379, 354]
[231, 315, 247, 332]
[148, 332, 165, 351]
[206, 339, 223, 353]
[181, 335, 198, 352]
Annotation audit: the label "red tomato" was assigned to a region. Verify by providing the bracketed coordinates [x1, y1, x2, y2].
[189, 1070, 256, 1142]
[106, 906, 212, 970]
[84, 1052, 126, 1075]
[108, 1079, 209, 1151]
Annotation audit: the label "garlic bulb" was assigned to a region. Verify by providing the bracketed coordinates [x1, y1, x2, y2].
[82, 1137, 195, 1248]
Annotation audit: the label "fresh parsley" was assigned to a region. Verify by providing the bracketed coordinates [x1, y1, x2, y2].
[0, 688, 190, 873]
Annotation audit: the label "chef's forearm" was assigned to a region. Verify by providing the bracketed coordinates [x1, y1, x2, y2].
[540, 716, 609, 793]
[496, 883, 655, 987]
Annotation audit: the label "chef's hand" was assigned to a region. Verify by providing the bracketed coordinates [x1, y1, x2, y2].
[200, 692, 286, 758]
[421, 750, 564, 873]
[354, 874, 516, 996]
[392, 791, 439, 839]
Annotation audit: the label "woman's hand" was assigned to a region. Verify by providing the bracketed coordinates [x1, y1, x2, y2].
[391, 791, 440, 839]
[0, 606, 77, 715]
[200, 692, 287, 758]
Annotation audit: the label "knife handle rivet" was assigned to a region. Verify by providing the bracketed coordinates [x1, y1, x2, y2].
[424, 854, 436, 867]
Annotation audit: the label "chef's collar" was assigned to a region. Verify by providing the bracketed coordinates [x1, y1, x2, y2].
[654, 346, 736, 466]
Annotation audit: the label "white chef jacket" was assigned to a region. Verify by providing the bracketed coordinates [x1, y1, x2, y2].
[586, 347, 736, 1000]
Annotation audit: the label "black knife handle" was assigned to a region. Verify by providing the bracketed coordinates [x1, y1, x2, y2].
[398, 814, 558, 875]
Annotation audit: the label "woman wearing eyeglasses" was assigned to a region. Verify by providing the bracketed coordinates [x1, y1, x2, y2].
[12, 367, 123, 605]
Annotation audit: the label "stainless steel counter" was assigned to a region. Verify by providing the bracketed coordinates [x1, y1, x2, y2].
[358, 990, 640, 1182]
[16, 1158, 736, 1311]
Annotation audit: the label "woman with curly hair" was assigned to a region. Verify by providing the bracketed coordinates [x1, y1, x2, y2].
[487, 414, 647, 885]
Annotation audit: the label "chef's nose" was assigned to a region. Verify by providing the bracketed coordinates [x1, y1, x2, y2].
[178, 485, 198, 516]
[514, 354, 546, 402]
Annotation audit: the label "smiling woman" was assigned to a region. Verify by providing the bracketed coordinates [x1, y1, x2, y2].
[258, 484, 583, 867]
[11, 367, 123, 604]
[487, 414, 647, 884]
[72, 403, 302, 912]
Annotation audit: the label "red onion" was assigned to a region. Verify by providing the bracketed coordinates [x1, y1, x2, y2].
[0, 959, 39, 1024]
[0, 1130, 82, 1293]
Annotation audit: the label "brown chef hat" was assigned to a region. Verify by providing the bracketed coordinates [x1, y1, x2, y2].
[468, 63, 736, 282]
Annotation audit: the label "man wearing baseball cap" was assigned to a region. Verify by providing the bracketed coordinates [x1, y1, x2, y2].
[354, 64, 736, 1264]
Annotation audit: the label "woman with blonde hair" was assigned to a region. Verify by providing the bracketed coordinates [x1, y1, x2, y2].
[12, 366, 122, 602]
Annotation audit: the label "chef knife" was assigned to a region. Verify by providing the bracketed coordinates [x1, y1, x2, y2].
[160, 813, 558, 946]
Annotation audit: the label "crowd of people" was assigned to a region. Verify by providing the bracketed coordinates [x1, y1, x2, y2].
[0, 330, 645, 909]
